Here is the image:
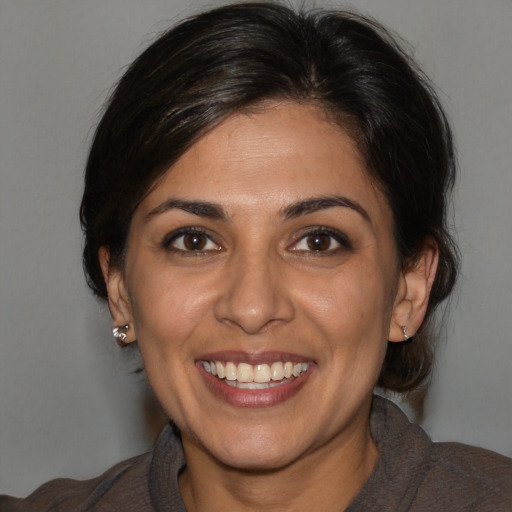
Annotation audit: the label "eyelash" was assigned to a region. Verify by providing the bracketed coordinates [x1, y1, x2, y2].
[161, 227, 221, 254]
[161, 226, 352, 255]
[290, 227, 353, 254]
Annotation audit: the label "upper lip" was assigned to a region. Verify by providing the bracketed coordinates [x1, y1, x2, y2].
[196, 350, 313, 365]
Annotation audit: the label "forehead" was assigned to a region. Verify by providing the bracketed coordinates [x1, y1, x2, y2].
[139, 102, 391, 228]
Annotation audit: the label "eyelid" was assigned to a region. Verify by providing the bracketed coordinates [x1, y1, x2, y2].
[288, 226, 353, 253]
[161, 227, 222, 253]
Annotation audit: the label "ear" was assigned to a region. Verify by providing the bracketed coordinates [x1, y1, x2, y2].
[99, 246, 136, 344]
[388, 240, 439, 342]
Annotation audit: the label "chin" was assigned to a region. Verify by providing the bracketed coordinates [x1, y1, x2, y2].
[216, 444, 301, 472]
[190, 422, 308, 472]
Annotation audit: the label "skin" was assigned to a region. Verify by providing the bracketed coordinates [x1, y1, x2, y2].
[101, 102, 438, 511]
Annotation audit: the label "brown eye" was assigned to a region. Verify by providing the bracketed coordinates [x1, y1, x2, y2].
[183, 233, 207, 250]
[290, 228, 350, 254]
[165, 229, 220, 252]
[306, 233, 332, 251]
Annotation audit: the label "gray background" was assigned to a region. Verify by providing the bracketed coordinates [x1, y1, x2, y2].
[1, 0, 511, 498]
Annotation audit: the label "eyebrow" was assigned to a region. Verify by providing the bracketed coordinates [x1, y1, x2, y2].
[146, 199, 227, 220]
[282, 196, 371, 222]
[145, 195, 370, 223]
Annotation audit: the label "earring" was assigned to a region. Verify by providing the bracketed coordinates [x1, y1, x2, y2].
[401, 325, 410, 341]
[113, 324, 130, 347]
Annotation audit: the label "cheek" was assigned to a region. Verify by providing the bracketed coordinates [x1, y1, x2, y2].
[299, 265, 395, 338]
[296, 266, 397, 387]
[127, 263, 216, 346]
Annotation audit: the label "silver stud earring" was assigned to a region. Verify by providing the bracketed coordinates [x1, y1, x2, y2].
[401, 325, 410, 341]
[113, 324, 130, 347]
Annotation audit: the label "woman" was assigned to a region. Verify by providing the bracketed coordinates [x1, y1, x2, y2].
[2, 2, 511, 510]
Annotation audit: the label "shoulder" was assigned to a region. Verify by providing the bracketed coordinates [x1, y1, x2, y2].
[357, 396, 512, 511]
[0, 452, 153, 512]
[0, 423, 186, 512]
[415, 441, 512, 510]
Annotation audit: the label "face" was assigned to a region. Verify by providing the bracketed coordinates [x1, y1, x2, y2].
[107, 103, 412, 471]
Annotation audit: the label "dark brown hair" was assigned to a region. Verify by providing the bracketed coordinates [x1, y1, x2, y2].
[80, 2, 459, 392]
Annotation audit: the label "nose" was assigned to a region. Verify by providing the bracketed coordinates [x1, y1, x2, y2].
[213, 251, 295, 334]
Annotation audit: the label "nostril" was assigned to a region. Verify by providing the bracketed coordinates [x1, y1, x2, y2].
[213, 267, 295, 334]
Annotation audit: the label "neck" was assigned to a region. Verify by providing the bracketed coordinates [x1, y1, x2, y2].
[179, 408, 377, 512]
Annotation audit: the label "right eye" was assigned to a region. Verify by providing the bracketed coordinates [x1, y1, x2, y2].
[288, 227, 352, 255]
[163, 229, 221, 253]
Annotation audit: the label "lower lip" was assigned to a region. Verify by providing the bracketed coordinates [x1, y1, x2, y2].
[197, 363, 313, 408]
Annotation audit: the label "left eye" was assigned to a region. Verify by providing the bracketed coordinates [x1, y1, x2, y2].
[169, 232, 220, 252]
[291, 230, 346, 252]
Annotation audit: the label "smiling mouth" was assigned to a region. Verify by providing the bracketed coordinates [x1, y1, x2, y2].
[201, 360, 310, 389]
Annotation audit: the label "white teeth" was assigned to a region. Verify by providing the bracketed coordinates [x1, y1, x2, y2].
[225, 362, 237, 381]
[202, 360, 310, 385]
[237, 363, 254, 382]
[215, 361, 225, 379]
[254, 364, 271, 383]
[270, 362, 284, 381]
[234, 381, 269, 389]
[226, 380, 292, 389]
